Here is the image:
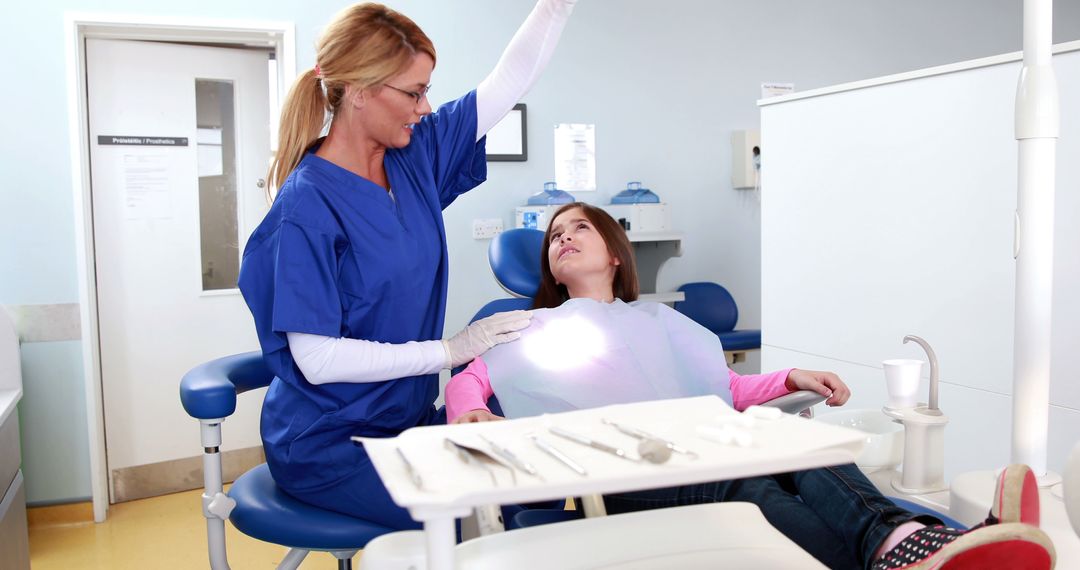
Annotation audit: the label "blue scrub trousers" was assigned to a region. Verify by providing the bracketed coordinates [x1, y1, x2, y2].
[279, 405, 448, 530]
[602, 463, 941, 570]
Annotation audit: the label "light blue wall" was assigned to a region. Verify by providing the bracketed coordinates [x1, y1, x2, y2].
[4, 0, 1079, 504]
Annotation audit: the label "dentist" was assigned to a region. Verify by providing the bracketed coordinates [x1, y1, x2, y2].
[238, 0, 577, 529]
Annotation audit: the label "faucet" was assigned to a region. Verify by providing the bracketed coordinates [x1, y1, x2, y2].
[902, 335, 939, 412]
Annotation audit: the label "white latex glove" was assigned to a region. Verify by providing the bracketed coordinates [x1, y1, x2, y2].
[442, 310, 532, 368]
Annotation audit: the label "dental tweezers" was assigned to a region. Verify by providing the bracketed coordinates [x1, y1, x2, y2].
[479, 434, 544, 480]
[444, 438, 516, 485]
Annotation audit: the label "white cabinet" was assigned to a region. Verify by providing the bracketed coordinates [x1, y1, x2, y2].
[1, 414, 29, 570]
[0, 311, 29, 570]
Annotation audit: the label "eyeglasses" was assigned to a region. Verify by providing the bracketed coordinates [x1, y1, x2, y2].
[383, 83, 431, 104]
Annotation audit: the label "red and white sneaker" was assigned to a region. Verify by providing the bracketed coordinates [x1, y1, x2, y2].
[985, 463, 1040, 527]
[870, 523, 1055, 570]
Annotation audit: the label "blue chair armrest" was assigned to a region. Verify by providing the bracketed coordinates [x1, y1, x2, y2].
[180, 351, 271, 420]
[761, 390, 827, 415]
[716, 329, 761, 351]
[510, 508, 583, 530]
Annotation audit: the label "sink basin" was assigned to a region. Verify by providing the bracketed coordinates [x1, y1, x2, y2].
[815, 409, 904, 472]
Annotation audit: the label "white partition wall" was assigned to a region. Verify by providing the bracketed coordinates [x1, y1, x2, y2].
[760, 44, 1080, 480]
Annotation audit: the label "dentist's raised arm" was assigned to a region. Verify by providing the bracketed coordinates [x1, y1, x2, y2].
[476, 0, 578, 140]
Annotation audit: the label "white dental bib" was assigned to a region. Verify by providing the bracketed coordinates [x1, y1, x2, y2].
[483, 298, 733, 419]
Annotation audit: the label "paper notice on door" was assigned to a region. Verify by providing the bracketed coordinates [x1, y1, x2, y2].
[122, 153, 172, 220]
[554, 123, 596, 192]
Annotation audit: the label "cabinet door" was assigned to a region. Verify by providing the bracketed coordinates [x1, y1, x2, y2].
[0, 471, 30, 570]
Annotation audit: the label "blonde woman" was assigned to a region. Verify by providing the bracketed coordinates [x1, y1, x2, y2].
[238, 1, 575, 529]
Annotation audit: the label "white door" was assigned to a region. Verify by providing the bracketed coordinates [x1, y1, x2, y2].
[86, 38, 271, 499]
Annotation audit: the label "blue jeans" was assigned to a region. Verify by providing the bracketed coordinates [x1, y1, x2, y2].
[603, 463, 940, 570]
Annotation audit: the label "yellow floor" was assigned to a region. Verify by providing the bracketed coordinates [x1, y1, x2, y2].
[29, 488, 359, 569]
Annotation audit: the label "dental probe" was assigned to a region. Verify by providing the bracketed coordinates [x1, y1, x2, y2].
[548, 426, 641, 462]
[528, 433, 587, 476]
[601, 418, 700, 459]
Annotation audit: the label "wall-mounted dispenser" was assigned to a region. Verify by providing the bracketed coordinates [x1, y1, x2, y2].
[731, 129, 761, 189]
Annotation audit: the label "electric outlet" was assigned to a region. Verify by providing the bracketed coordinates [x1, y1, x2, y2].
[472, 218, 504, 239]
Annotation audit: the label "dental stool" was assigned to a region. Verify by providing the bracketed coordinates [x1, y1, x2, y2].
[675, 282, 761, 365]
[180, 352, 395, 570]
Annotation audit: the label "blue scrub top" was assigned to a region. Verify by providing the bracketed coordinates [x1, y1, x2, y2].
[238, 91, 486, 491]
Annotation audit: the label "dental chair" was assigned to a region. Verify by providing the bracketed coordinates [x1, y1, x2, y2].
[180, 353, 396, 570]
[479, 229, 824, 419]
[470, 229, 825, 529]
[476, 231, 955, 527]
[364, 228, 964, 568]
[361, 229, 838, 568]
[674, 281, 761, 366]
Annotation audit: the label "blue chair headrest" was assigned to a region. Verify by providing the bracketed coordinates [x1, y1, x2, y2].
[179, 351, 274, 420]
[674, 282, 739, 334]
[489, 228, 545, 298]
[471, 298, 534, 322]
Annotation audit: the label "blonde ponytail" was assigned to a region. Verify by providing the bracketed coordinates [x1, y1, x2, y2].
[266, 3, 436, 201]
[266, 68, 330, 199]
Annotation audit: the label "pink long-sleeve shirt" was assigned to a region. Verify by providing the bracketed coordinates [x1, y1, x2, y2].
[445, 356, 793, 423]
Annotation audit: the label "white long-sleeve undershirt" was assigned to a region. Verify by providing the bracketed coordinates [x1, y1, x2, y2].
[287, 331, 448, 385]
[286, 0, 574, 386]
[475, 0, 576, 140]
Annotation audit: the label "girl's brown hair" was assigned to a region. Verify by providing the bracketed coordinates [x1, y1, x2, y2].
[533, 203, 639, 309]
[266, 3, 436, 197]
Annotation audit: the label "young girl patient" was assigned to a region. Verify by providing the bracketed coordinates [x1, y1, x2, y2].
[445, 203, 1056, 570]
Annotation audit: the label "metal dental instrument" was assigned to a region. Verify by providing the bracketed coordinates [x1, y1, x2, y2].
[548, 426, 640, 462]
[396, 447, 425, 490]
[479, 434, 544, 481]
[528, 433, 587, 476]
[601, 418, 700, 459]
[444, 438, 516, 485]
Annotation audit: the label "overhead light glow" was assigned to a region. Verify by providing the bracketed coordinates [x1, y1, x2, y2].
[522, 315, 607, 372]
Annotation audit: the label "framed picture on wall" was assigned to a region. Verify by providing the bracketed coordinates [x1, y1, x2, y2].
[486, 103, 527, 162]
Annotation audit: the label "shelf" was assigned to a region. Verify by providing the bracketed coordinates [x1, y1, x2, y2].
[639, 291, 685, 304]
[626, 231, 683, 243]
[627, 233, 682, 296]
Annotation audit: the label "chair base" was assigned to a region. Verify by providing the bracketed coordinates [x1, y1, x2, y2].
[275, 548, 357, 570]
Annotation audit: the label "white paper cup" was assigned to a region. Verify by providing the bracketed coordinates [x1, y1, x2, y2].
[882, 359, 923, 408]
